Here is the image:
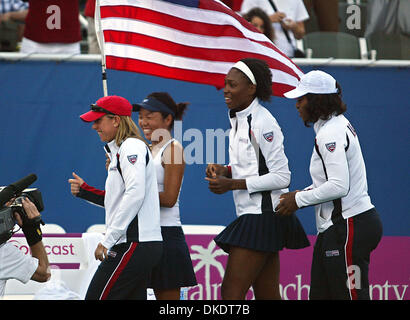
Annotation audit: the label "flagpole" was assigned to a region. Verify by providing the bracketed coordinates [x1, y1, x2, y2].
[95, 0, 108, 97]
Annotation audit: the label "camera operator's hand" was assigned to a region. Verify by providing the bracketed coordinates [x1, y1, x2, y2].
[68, 172, 85, 196]
[5, 198, 16, 207]
[94, 243, 108, 261]
[14, 197, 40, 227]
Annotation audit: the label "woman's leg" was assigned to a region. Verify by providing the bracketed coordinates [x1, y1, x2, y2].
[252, 252, 281, 300]
[154, 288, 181, 300]
[221, 246, 272, 300]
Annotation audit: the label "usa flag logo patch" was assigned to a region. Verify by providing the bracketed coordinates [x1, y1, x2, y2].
[127, 155, 138, 164]
[325, 142, 336, 152]
[263, 131, 274, 142]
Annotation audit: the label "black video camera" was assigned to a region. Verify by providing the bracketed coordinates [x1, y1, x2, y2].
[0, 188, 44, 245]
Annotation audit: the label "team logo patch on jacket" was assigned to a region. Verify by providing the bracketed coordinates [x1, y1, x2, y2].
[325, 142, 336, 152]
[263, 131, 274, 142]
[127, 155, 138, 164]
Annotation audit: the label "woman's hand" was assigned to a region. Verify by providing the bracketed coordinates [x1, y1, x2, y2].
[68, 172, 85, 196]
[270, 11, 286, 23]
[281, 19, 306, 39]
[206, 164, 228, 178]
[276, 191, 299, 216]
[205, 175, 233, 194]
[94, 243, 108, 261]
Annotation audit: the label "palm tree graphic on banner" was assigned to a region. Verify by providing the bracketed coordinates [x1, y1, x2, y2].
[190, 240, 227, 300]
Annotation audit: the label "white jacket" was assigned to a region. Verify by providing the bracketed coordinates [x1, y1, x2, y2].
[295, 114, 374, 233]
[78, 138, 162, 248]
[228, 98, 291, 217]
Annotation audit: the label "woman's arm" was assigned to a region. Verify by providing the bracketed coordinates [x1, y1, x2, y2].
[160, 141, 185, 208]
[69, 172, 105, 207]
[245, 121, 291, 194]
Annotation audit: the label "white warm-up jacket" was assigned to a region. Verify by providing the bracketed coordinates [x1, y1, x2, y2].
[228, 98, 291, 217]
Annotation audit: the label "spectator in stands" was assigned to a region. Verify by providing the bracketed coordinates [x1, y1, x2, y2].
[0, 0, 28, 22]
[84, 0, 100, 54]
[240, 0, 309, 57]
[133, 92, 197, 300]
[0, 198, 51, 297]
[20, 0, 81, 54]
[205, 58, 309, 300]
[0, 0, 28, 51]
[279, 70, 383, 300]
[365, 0, 410, 37]
[303, 0, 339, 32]
[243, 7, 275, 42]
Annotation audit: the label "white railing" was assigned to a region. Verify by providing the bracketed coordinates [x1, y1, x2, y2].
[0, 52, 409, 68]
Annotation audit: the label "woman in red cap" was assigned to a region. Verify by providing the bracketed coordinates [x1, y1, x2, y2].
[69, 95, 163, 300]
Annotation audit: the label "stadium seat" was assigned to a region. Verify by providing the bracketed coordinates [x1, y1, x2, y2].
[182, 224, 226, 235]
[366, 33, 410, 60]
[86, 224, 106, 233]
[41, 224, 66, 233]
[14, 223, 66, 234]
[0, 21, 19, 52]
[303, 31, 361, 59]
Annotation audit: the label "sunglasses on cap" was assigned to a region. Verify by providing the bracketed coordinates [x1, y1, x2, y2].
[90, 104, 116, 116]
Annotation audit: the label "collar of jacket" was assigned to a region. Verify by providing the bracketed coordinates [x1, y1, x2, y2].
[228, 97, 259, 120]
[313, 112, 339, 134]
[104, 139, 120, 155]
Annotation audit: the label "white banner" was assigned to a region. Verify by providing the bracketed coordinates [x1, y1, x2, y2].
[9, 234, 89, 269]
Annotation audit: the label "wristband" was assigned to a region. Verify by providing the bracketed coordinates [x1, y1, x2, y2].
[22, 223, 43, 246]
[225, 165, 232, 178]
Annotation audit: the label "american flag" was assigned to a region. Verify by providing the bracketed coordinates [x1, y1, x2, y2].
[97, 0, 303, 97]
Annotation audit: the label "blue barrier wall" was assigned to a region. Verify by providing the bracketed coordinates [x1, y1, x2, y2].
[0, 60, 409, 235]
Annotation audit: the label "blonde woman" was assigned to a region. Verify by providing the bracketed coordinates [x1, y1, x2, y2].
[69, 95, 162, 300]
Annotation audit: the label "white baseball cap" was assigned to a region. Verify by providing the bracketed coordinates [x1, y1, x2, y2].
[284, 70, 338, 99]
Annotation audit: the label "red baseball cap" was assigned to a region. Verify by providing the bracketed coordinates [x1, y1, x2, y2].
[80, 95, 133, 122]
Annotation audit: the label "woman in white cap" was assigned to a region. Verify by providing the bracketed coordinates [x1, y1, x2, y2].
[133, 92, 197, 300]
[69, 95, 163, 300]
[205, 58, 309, 300]
[278, 70, 383, 300]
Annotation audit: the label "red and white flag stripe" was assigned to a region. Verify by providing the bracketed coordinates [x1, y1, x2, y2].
[97, 0, 304, 96]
